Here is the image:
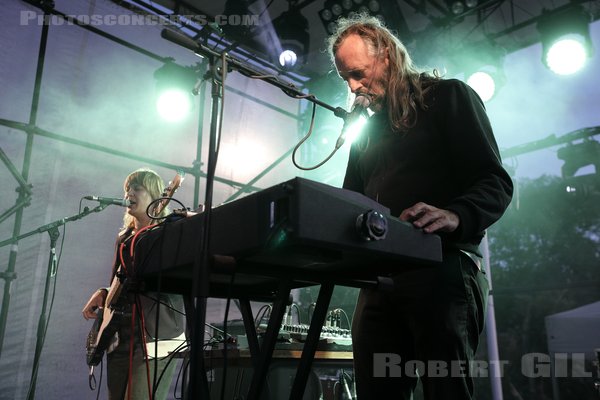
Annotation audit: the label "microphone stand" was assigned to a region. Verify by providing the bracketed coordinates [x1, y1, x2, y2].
[0, 204, 109, 400]
[186, 52, 223, 399]
[160, 29, 348, 400]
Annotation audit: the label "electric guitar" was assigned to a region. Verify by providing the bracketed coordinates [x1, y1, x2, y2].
[85, 171, 185, 366]
[86, 267, 128, 366]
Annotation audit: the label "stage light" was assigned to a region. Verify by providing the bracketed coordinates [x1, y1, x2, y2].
[275, 6, 309, 69]
[444, 0, 480, 16]
[466, 64, 505, 102]
[153, 61, 197, 122]
[546, 37, 588, 75]
[332, 3, 343, 17]
[460, 42, 506, 102]
[537, 6, 593, 75]
[446, 1, 464, 15]
[467, 71, 495, 102]
[367, 0, 380, 13]
[320, 8, 333, 21]
[557, 140, 600, 179]
[156, 90, 191, 122]
[279, 50, 298, 69]
[318, 0, 401, 35]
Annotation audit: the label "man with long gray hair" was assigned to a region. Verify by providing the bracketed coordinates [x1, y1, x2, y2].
[328, 15, 513, 400]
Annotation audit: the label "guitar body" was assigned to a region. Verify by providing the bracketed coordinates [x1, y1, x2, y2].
[86, 307, 125, 366]
[85, 271, 130, 366]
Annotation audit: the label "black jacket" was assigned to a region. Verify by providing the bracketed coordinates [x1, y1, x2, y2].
[343, 79, 513, 251]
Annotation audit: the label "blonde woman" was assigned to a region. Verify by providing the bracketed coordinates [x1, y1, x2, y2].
[82, 168, 184, 400]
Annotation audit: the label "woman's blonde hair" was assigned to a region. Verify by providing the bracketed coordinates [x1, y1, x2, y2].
[121, 168, 168, 232]
[328, 14, 439, 132]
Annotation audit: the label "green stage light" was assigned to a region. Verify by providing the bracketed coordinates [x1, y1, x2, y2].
[467, 70, 496, 103]
[459, 43, 506, 103]
[537, 6, 593, 76]
[545, 36, 588, 75]
[153, 61, 197, 122]
[156, 89, 192, 122]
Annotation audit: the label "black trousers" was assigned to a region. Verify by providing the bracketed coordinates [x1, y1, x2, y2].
[351, 250, 489, 400]
[106, 310, 179, 400]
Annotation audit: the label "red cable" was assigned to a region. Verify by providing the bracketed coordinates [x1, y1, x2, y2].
[129, 224, 157, 273]
[130, 224, 156, 259]
[131, 223, 162, 399]
[137, 295, 154, 400]
[118, 241, 128, 274]
[123, 223, 160, 399]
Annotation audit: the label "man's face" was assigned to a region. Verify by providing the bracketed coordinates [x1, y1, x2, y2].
[334, 33, 390, 112]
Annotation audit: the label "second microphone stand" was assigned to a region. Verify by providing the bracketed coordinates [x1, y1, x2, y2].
[188, 52, 224, 399]
[0, 204, 110, 400]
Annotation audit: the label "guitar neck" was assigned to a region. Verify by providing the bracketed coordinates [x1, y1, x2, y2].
[151, 171, 184, 217]
[105, 273, 124, 308]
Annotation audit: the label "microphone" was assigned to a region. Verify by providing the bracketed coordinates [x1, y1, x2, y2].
[84, 196, 132, 207]
[344, 93, 372, 124]
[335, 93, 372, 149]
[161, 29, 200, 53]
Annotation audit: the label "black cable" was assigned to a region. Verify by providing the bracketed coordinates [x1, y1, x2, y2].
[219, 271, 236, 400]
[233, 73, 344, 171]
[131, 215, 170, 397]
[133, 294, 152, 399]
[291, 101, 345, 170]
[152, 340, 189, 393]
[152, 271, 162, 397]
[129, 215, 194, 399]
[333, 308, 351, 330]
[291, 303, 302, 325]
[25, 222, 67, 399]
[145, 197, 186, 220]
[126, 211, 188, 397]
[343, 370, 355, 399]
[139, 293, 186, 317]
[219, 52, 227, 154]
[254, 304, 272, 328]
[148, 213, 176, 397]
[253, 304, 267, 323]
[211, 51, 227, 168]
[174, 350, 191, 400]
[44, 223, 66, 341]
[94, 358, 104, 400]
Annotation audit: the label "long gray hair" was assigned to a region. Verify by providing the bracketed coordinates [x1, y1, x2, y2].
[328, 14, 439, 131]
